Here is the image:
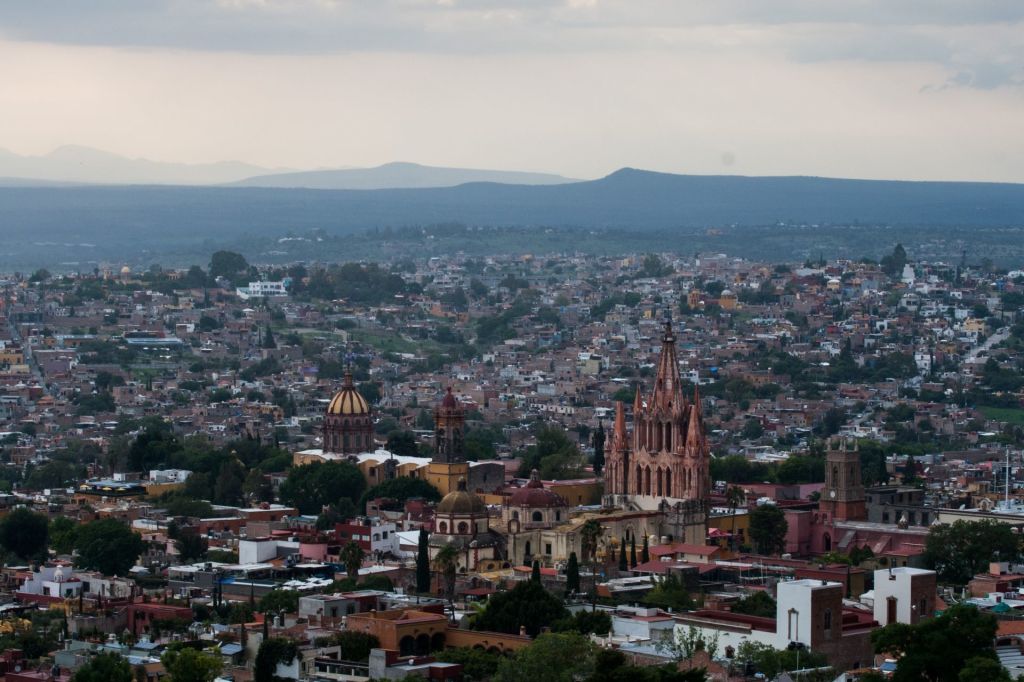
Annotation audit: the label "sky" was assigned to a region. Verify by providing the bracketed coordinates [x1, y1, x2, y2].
[0, 0, 1022, 182]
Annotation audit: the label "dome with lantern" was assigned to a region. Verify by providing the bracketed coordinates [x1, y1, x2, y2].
[322, 371, 374, 454]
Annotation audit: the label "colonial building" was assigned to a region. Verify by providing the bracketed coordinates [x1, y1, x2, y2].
[322, 371, 374, 454]
[502, 469, 569, 566]
[603, 321, 710, 542]
[428, 479, 504, 572]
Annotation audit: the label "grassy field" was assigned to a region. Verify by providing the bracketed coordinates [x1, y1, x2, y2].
[980, 406, 1024, 426]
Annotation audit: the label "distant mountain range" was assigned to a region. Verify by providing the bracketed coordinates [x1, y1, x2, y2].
[232, 161, 577, 189]
[0, 146, 576, 188]
[0, 145, 287, 185]
[1, 166, 1021, 234]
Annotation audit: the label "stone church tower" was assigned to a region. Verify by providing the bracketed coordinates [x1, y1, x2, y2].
[425, 388, 471, 495]
[603, 321, 710, 542]
[822, 440, 866, 522]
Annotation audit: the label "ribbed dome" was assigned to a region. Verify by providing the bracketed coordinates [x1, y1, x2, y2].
[509, 469, 567, 509]
[438, 479, 486, 514]
[441, 387, 459, 410]
[327, 372, 370, 416]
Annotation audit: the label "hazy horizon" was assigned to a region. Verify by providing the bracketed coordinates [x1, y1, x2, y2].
[1, 1, 1022, 182]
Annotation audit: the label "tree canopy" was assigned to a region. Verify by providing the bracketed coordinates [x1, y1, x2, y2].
[71, 652, 132, 682]
[0, 507, 49, 561]
[359, 476, 441, 512]
[74, 519, 145, 576]
[278, 461, 366, 515]
[748, 504, 788, 555]
[924, 519, 1020, 584]
[161, 647, 223, 682]
[471, 579, 569, 637]
[871, 604, 1001, 682]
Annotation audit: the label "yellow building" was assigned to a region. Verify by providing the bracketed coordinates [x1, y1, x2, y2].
[718, 289, 739, 310]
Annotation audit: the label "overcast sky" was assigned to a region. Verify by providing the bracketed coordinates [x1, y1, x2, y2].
[1, 0, 1022, 181]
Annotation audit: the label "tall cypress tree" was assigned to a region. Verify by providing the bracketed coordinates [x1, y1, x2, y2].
[630, 537, 637, 568]
[641, 535, 650, 564]
[565, 552, 580, 594]
[531, 559, 541, 583]
[416, 528, 430, 593]
[592, 421, 605, 477]
[618, 537, 628, 572]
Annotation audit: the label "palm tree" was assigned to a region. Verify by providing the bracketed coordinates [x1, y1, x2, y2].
[725, 486, 744, 551]
[579, 519, 603, 564]
[340, 541, 365, 582]
[433, 543, 460, 616]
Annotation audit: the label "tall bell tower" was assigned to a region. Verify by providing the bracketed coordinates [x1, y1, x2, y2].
[425, 388, 470, 495]
[822, 440, 866, 522]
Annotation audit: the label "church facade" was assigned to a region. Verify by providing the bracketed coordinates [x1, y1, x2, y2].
[603, 321, 710, 543]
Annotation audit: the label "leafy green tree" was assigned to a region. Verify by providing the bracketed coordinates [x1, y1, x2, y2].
[741, 418, 764, 440]
[254, 638, 298, 682]
[552, 610, 611, 636]
[472, 579, 569, 637]
[72, 652, 132, 682]
[50, 516, 78, 555]
[731, 591, 776, 618]
[517, 425, 585, 479]
[359, 477, 441, 511]
[565, 552, 580, 593]
[924, 520, 1020, 584]
[642, 573, 695, 612]
[494, 632, 596, 682]
[214, 459, 246, 505]
[435, 646, 503, 681]
[209, 250, 249, 281]
[416, 528, 431, 593]
[315, 631, 380, 663]
[278, 461, 366, 515]
[735, 641, 827, 680]
[749, 504, 788, 555]
[588, 648, 707, 682]
[340, 541, 365, 581]
[74, 519, 145, 575]
[0, 507, 49, 560]
[872, 604, 1000, 682]
[161, 647, 223, 682]
[385, 430, 419, 456]
[175, 530, 208, 563]
[958, 656, 1012, 682]
[259, 589, 300, 614]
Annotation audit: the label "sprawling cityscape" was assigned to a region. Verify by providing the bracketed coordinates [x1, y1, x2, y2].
[2, 2, 1023, 682]
[0, 247, 1022, 681]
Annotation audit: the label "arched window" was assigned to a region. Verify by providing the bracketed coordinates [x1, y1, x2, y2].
[656, 468, 663, 497]
[635, 465, 642, 495]
[512, 510, 519, 520]
[531, 511, 543, 523]
[665, 467, 672, 497]
[457, 522, 469, 534]
[438, 521, 448, 533]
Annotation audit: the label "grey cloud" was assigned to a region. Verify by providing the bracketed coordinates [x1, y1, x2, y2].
[0, 0, 1020, 90]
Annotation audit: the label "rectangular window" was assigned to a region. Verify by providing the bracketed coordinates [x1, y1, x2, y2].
[788, 609, 799, 641]
[545, 543, 552, 555]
